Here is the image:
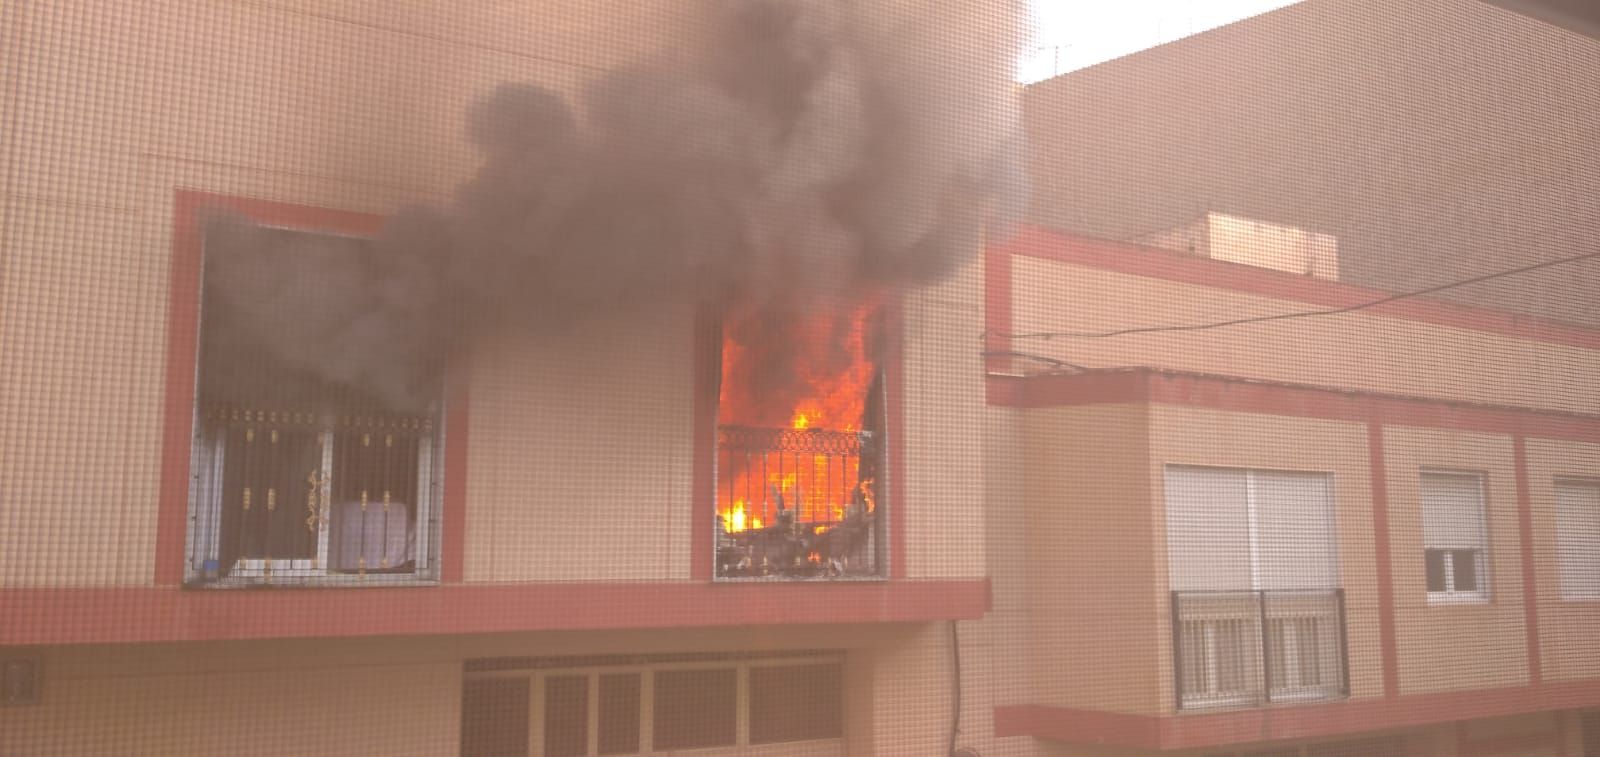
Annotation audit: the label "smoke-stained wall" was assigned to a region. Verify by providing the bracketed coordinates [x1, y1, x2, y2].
[0, 0, 1028, 585]
[199, 0, 1031, 415]
[1, 0, 690, 586]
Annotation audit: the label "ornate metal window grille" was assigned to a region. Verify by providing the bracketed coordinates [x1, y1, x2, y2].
[187, 405, 441, 585]
[714, 421, 886, 580]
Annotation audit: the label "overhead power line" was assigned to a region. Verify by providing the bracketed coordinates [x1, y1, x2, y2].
[990, 248, 1600, 342]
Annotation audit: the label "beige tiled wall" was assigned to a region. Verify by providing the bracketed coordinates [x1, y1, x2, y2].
[1023, 402, 1160, 714]
[0, 0, 671, 586]
[1384, 427, 1529, 695]
[462, 307, 697, 583]
[1150, 406, 1381, 708]
[0, 623, 943, 757]
[1, 0, 990, 587]
[1524, 438, 1600, 683]
[902, 254, 989, 579]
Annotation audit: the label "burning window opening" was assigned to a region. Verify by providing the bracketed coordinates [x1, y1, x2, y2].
[714, 302, 887, 580]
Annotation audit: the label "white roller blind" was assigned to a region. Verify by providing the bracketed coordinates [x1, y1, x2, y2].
[1165, 466, 1251, 591]
[1166, 466, 1338, 593]
[1420, 472, 1487, 549]
[1253, 471, 1338, 591]
[1555, 480, 1600, 600]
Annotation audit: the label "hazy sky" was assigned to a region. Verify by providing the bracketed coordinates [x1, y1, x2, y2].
[1021, 0, 1303, 82]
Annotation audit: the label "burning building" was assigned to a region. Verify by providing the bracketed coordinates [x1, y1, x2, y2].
[177, 0, 1026, 588]
[16, 1, 1600, 756]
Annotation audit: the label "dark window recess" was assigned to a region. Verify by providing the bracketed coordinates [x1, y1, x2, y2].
[1425, 549, 1449, 592]
[748, 664, 844, 744]
[190, 226, 438, 583]
[1451, 549, 1480, 591]
[653, 669, 737, 750]
[460, 678, 528, 757]
[597, 673, 642, 755]
[1584, 711, 1600, 757]
[544, 675, 589, 757]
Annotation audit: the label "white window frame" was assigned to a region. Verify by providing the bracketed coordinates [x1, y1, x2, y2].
[468, 656, 846, 757]
[1419, 469, 1492, 605]
[182, 224, 444, 587]
[1554, 477, 1600, 602]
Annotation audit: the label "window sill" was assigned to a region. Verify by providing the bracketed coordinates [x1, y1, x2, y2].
[184, 573, 438, 590]
[1426, 592, 1490, 606]
[712, 575, 889, 584]
[1177, 691, 1348, 713]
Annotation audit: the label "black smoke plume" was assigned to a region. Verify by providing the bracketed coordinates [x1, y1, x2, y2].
[200, 0, 1030, 415]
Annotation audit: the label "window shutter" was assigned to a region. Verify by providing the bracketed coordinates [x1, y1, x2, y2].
[1253, 472, 1338, 591]
[1556, 481, 1600, 600]
[1420, 473, 1486, 550]
[1166, 467, 1252, 591]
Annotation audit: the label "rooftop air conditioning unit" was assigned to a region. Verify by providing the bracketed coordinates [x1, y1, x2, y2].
[1134, 212, 1339, 281]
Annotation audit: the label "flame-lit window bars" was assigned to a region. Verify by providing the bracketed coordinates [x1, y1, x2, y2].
[715, 392, 887, 581]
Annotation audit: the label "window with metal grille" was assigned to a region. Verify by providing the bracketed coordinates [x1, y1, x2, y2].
[185, 224, 443, 586]
[1165, 466, 1346, 709]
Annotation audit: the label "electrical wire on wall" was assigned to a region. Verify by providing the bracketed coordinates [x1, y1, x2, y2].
[948, 619, 982, 757]
[986, 246, 1600, 343]
[981, 246, 1600, 375]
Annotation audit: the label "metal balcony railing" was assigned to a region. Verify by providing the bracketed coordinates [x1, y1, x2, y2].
[715, 426, 883, 579]
[1171, 589, 1349, 710]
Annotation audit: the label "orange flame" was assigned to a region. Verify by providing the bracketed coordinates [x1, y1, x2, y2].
[720, 501, 765, 533]
[718, 301, 878, 530]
